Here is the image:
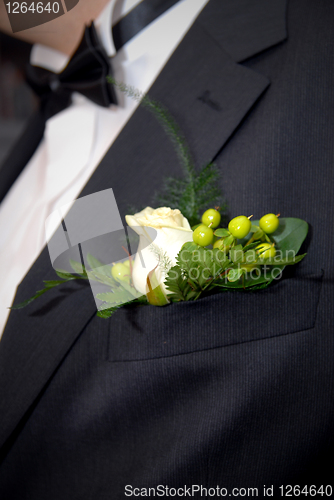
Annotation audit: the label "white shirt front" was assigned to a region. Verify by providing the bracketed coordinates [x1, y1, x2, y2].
[0, 0, 209, 337]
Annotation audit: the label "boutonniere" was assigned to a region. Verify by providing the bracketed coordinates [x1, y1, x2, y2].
[12, 82, 307, 317]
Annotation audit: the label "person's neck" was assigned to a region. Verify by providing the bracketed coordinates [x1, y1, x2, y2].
[0, 0, 113, 55]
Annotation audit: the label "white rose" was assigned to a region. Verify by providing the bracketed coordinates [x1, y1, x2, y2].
[125, 207, 193, 296]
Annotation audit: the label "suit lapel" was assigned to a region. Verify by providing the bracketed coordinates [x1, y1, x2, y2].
[0, 0, 287, 452]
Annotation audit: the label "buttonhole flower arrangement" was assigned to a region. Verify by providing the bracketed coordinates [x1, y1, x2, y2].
[11, 82, 308, 318]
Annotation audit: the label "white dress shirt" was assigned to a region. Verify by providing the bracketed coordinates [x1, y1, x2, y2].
[0, 0, 209, 337]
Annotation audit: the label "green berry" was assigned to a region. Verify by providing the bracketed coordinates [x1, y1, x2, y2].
[213, 239, 223, 249]
[228, 215, 251, 239]
[201, 209, 221, 229]
[111, 263, 131, 282]
[256, 242, 276, 259]
[259, 213, 279, 234]
[193, 225, 214, 247]
[124, 259, 131, 268]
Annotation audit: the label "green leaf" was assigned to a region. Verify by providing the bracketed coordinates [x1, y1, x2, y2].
[185, 290, 200, 300]
[118, 280, 143, 299]
[229, 247, 244, 264]
[97, 306, 120, 318]
[224, 234, 235, 247]
[182, 241, 200, 253]
[244, 249, 257, 263]
[242, 241, 262, 251]
[69, 259, 85, 275]
[257, 253, 307, 266]
[165, 265, 188, 301]
[253, 229, 264, 240]
[96, 292, 121, 303]
[10, 268, 89, 311]
[86, 253, 112, 277]
[88, 269, 116, 287]
[270, 218, 308, 256]
[178, 249, 192, 270]
[43, 280, 68, 288]
[214, 228, 230, 237]
[227, 268, 244, 282]
[55, 269, 76, 280]
[212, 248, 230, 266]
[214, 269, 273, 289]
[10, 288, 49, 310]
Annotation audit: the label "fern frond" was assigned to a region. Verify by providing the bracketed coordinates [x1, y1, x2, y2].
[149, 244, 173, 275]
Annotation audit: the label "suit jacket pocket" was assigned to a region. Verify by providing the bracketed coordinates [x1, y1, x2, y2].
[107, 272, 323, 362]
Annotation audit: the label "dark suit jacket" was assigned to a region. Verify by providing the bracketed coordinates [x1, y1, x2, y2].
[1, 0, 333, 497]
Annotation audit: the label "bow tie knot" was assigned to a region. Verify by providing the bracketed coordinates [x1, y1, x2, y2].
[49, 76, 60, 92]
[26, 22, 117, 108]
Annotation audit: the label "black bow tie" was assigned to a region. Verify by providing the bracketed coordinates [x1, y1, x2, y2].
[25, 22, 117, 109]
